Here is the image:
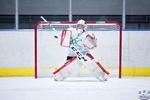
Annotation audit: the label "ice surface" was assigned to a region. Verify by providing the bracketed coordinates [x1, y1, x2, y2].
[0, 77, 150, 100]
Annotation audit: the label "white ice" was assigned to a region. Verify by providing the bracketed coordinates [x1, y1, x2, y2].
[0, 77, 150, 100]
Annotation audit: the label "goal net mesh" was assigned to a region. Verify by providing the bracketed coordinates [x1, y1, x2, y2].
[35, 21, 122, 78]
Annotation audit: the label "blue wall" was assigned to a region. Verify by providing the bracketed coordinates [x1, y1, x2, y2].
[0, 0, 150, 15]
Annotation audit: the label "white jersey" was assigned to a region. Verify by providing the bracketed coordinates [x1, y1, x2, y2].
[67, 27, 90, 57]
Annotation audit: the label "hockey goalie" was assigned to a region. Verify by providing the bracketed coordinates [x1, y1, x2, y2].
[53, 19, 110, 81]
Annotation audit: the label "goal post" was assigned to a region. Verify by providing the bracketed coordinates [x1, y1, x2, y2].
[34, 21, 122, 79]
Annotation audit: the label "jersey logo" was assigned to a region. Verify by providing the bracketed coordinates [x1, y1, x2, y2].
[71, 36, 83, 50]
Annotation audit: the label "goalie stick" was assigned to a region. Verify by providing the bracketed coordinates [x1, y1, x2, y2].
[41, 16, 60, 38]
[40, 16, 57, 32]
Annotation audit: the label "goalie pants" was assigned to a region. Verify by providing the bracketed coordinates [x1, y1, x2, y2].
[66, 56, 74, 61]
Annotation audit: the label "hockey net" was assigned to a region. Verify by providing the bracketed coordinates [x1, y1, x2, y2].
[34, 21, 122, 78]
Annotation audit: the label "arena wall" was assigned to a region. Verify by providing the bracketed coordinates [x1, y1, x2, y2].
[0, 30, 150, 77]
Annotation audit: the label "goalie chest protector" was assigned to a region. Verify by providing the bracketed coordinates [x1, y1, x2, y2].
[60, 28, 96, 49]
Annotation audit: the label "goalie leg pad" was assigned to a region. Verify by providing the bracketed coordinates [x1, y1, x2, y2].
[54, 70, 69, 81]
[93, 67, 108, 81]
[85, 61, 108, 81]
[53, 56, 77, 81]
[53, 56, 77, 75]
[86, 53, 109, 75]
[96, 62, 109, 75]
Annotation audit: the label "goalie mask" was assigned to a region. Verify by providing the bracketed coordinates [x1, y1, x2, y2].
[76, 19, 87, 34]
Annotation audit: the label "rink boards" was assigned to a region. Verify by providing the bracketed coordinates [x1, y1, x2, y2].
[0, 30, 150, 77]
